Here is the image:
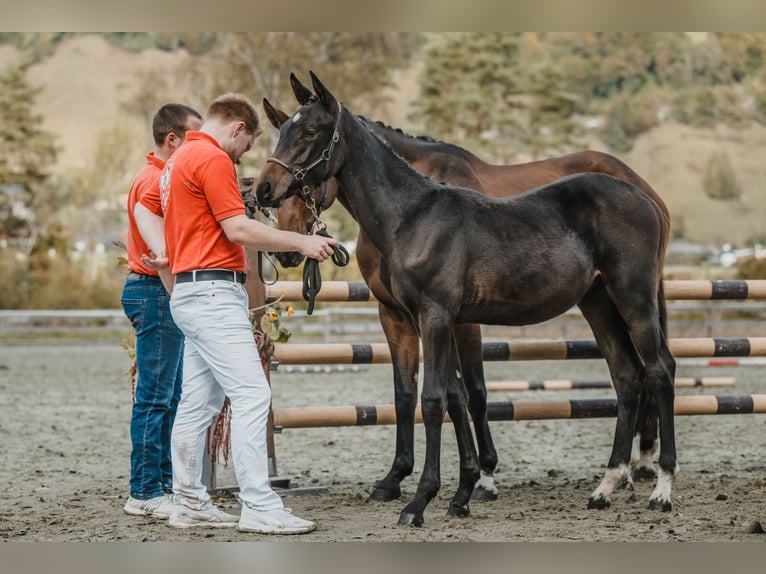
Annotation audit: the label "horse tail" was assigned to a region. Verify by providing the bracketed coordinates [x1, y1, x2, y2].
[654, 195, 671, 334]
[653, 196, 670, 341]
[657, 278, 668, 339]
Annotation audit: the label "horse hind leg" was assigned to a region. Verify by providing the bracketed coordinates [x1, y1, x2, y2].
[578, 281, 644, 509]
[647, 338, 677, 511]
[607, 282, 678, 511]
[631, 282, 674, 483]
[454, 324, 499, 501]
[630, 392, 659, 482]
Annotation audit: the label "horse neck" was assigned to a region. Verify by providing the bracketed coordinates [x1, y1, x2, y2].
[334, 117, 427, 251]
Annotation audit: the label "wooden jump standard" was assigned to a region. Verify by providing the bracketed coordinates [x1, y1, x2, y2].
[272, 394, 766, 428]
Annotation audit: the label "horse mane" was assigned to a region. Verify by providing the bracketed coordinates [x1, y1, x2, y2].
[353, 113, 451, 187]
[357, 115, 442, 144]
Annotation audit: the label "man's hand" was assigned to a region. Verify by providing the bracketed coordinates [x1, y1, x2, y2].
[141, 250, 169, 270]
[300, 234, 338, 261]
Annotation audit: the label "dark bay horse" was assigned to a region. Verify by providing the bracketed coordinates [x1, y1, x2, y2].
[255, 72, 677, 527]
[258, 73, 670, 503]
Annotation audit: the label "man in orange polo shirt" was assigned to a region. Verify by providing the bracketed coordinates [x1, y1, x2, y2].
[121, 103, 202, 519]
[158, 93, 336, 534]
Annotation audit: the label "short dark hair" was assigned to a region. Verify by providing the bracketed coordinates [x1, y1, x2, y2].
[207, 93, 260, 134]
[152, 103, 202, 146]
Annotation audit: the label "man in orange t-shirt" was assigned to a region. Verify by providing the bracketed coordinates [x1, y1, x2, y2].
[156, 93, 336, 534]
[120, 103, 202, 520]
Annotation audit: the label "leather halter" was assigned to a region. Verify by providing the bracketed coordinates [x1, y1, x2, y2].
[266, 101, 342, 211]
[265, 101, 349, 315]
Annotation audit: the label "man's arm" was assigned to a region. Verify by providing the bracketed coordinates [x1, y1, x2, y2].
[220, 214, 338, 261]
[134, 202, 174, 293]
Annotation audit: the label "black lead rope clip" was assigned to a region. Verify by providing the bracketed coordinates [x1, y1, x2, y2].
[302, 228, 349, 315]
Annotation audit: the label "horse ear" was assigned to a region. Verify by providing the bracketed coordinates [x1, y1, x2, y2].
[309, 70, 337, 110]
[262, 98, 289, 129]
[290, 72, 314, 105]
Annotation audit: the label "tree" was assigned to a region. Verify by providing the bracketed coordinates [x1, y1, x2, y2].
[411, 33, 582, 162]
[0, 63, 59, 253]
[208, 33, 422, 246]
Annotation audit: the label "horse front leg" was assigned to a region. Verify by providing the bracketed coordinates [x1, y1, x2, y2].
[398, 315, 455, 527]
[454, 323, 499, 501]
[369, 302, 421, 502]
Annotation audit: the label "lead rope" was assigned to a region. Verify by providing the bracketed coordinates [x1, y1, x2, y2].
[240, 179, 282, 286]
[302, 220, 349, 315]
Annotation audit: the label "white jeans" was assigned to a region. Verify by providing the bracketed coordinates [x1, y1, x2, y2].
[169, 279, 283, 511]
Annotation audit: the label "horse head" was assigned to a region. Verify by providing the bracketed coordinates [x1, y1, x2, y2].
[259, 94, 340, 268]
[255, 70, 343, 208]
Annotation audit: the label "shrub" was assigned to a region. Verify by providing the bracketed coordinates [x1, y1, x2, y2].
[736, 256, 766, 279]
[702, 151, 742, 200]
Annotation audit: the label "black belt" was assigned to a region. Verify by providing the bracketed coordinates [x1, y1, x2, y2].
[175, 269, 247, 284]
[128, 271, 160, 280]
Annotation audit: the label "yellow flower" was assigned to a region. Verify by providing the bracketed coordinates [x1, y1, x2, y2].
[268, 309, 278, 322]
[286, 305, 294, 316]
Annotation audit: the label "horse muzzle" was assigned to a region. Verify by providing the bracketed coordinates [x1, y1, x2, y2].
[275, 250, 306, 268]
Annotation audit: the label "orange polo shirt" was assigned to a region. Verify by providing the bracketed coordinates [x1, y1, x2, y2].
[160, 131, 247, 275]
[126, 152, 164, 276]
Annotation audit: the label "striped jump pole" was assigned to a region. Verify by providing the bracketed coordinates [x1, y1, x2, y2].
[272, 394, 766, 428]
[271, 337, 766, 365]
[485, 376, 736, 392]
[266, 280, 766, 303]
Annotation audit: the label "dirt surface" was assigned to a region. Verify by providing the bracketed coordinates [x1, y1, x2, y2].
[1, 340, 765, 542]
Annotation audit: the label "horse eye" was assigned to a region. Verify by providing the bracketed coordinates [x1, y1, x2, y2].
[304, 128, 317, 138]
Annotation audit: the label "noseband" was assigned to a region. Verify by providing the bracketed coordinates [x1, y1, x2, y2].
[266, 101, 342, 214]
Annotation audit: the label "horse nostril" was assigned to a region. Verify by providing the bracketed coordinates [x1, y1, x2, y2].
[256, 181, 271, 203]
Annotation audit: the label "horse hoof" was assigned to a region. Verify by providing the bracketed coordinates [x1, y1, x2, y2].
[588, 496, 611, 510]
[648, 498, 672, 512]
[368, 484, 401, 502]
[447, 502, 471, 518]
[471, 486, 499, 501]
[632, 466, 658, 481]
[398, 511, 424, 527]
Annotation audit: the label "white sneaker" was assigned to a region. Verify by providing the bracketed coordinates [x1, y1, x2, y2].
[238, 506, 317, 534]
[167, 504, 239, 529]
[123, 494, 177, 519]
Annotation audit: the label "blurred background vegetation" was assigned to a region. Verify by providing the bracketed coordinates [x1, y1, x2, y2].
[2, 32, 766, 310]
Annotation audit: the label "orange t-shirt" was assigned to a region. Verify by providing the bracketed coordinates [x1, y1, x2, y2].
[160, 131, 247, 274]
[126, 152, 165, 276]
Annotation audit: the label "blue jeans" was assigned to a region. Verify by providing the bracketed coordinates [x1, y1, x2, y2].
[121, 273, 184, 500]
